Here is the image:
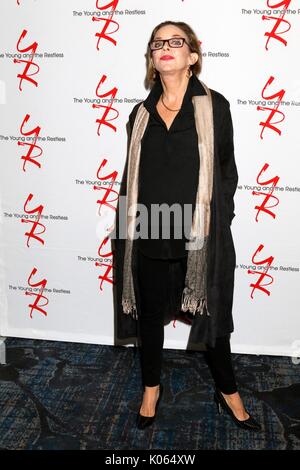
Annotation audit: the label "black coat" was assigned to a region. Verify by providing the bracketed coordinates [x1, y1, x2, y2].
[112, 76, 238, 349]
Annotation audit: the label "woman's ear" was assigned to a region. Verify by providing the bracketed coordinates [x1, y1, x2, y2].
[190, 52, 198, 66]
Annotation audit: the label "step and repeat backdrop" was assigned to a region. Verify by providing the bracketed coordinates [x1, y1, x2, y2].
[0, 0, 299, 358]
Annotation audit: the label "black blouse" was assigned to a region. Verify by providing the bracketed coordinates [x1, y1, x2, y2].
[134, 74, 206, 259]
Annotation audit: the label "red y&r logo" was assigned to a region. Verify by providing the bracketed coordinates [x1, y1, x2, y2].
[252, 163, 280, 221]
[94, 158, 118, 289]
[19, 114, 43, 170]
[95, 238, 114, 290]
[93, 0, 119, 50]
[94, 158, 118, 214]
[26, 267, 49, 318]
[248, 245, 275, 298]
[14, 30, 40, 91]
[263, 0, 292, 50]
[257, 76, 285, 138]
[21, 194, 46, 247]
[93, 74, 119, 135]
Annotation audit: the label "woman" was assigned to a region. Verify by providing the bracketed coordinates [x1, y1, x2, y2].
[112, 21, 261, 432]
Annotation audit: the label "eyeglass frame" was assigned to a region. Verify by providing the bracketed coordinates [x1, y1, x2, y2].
[148, 37, 189, 51]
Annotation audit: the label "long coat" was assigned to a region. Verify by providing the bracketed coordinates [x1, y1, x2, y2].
[112, 79, 238, 349]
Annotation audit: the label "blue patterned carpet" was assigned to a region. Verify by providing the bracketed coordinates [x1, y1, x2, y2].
[0, 337, 299, 450]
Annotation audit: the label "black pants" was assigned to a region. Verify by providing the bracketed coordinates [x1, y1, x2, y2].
[137, 249, 237, 394]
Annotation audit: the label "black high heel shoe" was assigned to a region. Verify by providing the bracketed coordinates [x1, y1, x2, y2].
[214, 388, 262, 431]
[136, 383, 163, 430]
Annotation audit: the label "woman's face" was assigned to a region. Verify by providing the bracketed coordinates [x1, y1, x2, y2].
[151, 25, 198, 78]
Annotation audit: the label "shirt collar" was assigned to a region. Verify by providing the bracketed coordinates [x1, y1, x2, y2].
[143, 72, 207, 115]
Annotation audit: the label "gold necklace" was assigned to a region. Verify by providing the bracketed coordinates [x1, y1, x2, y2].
[160, 94, 181, 112]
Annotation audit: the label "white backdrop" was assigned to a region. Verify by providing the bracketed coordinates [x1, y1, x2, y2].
[0, 0, 299, 357]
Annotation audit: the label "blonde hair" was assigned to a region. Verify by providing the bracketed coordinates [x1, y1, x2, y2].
[145, 20, 202, 89]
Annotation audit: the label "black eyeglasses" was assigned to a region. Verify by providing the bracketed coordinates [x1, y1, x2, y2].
[149, 37, 187, 51]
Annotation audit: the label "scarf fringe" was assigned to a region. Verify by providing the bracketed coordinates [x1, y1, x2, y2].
[181, 290, 210, 316]
[123, 294, 210, 320]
